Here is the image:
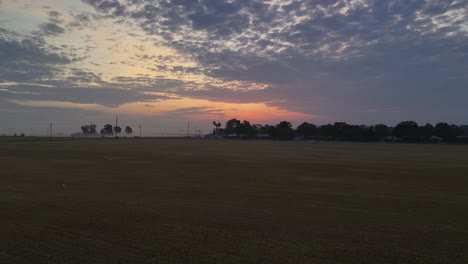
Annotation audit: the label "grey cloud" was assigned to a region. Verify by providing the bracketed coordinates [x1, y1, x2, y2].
[78, 1, 468, 123]
[0, 37, 69, 63]
[66, 68, 103, 83]
[2, 0, 466, 132]
[135, 54, 160, 61]
[107, 75, 272, 105]
[48, 10, 61, 18]
[108, 76, 189, 93]
[171, 66, 201, 74]
[1, 83, 175, 107]
[47, 10, 64, 24]
[67, 13, 95, 29]
[0, 35, 74, 82]
[82, 0, 126, 16]
[35, 9, 66, 36]
[0, 27, 177, 108]
[39, 23, 65, 36]
[164, 106, 225, 118]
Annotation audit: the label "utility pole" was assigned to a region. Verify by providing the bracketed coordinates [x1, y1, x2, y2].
[49, 123, 53, 141]
[187, 121, 190, 137]
[115, 115, 118, 138]
[139, 124, 142, 138]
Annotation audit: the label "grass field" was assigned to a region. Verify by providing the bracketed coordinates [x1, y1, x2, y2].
[1, 139, 468, 263]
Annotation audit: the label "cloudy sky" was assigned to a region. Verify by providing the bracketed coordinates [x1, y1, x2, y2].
[1, 0, 467, 136]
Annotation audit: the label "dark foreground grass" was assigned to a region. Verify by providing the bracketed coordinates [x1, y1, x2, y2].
[1, 139, 467, 263]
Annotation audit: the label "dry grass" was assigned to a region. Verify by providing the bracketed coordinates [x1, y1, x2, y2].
[1, 139, 468, 263]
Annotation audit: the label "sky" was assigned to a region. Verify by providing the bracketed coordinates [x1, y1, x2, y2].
[0, 0, 467, 136]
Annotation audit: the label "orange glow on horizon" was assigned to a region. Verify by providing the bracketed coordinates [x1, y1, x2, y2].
[118, 97, 322, 124]
[10, 97, 322, 125]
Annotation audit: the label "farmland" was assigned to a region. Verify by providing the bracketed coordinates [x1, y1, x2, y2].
[1, 139, 468, 263]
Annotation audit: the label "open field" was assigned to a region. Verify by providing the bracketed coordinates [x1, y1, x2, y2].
[1, 139, 468, 263]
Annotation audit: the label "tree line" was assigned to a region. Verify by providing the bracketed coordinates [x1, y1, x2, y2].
[212, 119, 467, 142]
[80, 124, 133, 137]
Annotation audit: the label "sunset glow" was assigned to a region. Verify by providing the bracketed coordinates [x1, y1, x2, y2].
[1, 0, 467, 135]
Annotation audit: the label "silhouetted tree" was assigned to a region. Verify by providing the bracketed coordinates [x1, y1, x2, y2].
[452, 125, 465, 138]
[252, 124, 264, 134]
[374, 124, 390, 139]
[239, 120, 255, 137]
[360, 125, 374, 141]
[81, 125, 88, 134]
[277, 121, 292, 129]
[393, 121, 420, 142]
[330, 123, 372, 141]
[275, 121, 293, 139]
[434, 123, 463, 141]
[212, 121, 222, 134]
[420, 123, 434, 140]
[125, 126, 133, 134]
[100, 124, 113, 135]
[81, 124, 97, 135]
[296, 122, 317, 138]
[318, 124, 336, 140]
[225, 118, 241, 135]
[212, 119, 466, 143]
[260, 124, 276, 136]
[434, 123, 451, 139]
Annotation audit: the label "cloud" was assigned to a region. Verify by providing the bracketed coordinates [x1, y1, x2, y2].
[48, 10, 61, 18]
[38, 22, 65, 36]
[66, 11, 104, 30]
[0, 26, 176, 108]
[82, 0, 126, 16]
[2, 0, 468, 128]
[81, 1, 467, 76]
[0, 34, 74, 82]
[34, 8, 67, 37]
[165, 106, 225, 117]
[77, 0, 466, 123]
[67, 68, 103, 84]
[1, 80, 178, 107]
